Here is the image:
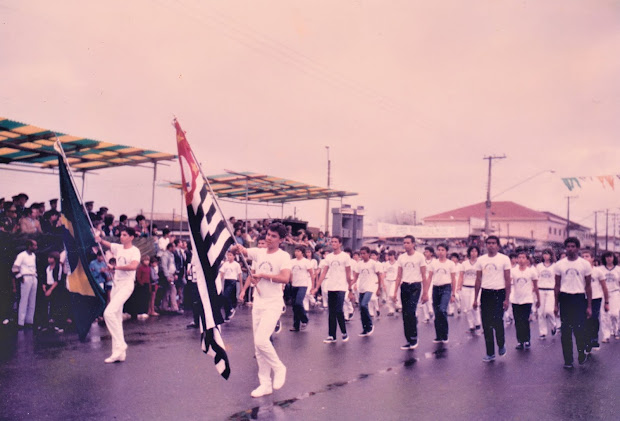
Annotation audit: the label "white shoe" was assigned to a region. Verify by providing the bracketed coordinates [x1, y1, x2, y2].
[250, 385, 273, 398]
[104, 351, 126, 363]
[273, 366, 287, 390]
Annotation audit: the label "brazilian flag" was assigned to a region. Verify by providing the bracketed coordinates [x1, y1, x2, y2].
[57, 151, 106, 341]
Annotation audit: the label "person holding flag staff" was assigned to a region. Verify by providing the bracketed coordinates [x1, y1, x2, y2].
[95, 227, 141, 364]
[231, 223, 291, 398]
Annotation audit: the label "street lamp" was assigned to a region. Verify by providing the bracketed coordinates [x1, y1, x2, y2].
[325, 146, 331, 235]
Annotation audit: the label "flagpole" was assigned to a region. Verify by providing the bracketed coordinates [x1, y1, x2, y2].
[54, 136, 106, 259]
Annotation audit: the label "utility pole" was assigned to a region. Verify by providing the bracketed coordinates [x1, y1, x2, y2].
[565, 195, 577, 237]
[594, 211, 599, 257]
[483, 154, 506, 237]
[606, 208, 609, 251]
[325, 146, 331, 235]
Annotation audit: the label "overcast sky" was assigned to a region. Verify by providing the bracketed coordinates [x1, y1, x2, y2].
[2, 1, 619, 233]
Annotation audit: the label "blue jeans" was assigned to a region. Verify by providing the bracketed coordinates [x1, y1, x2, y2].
[291, 286, 309, 329]
[432, 284, 451, 341]
[328, 291, 347, 338]
[359, 291, 374, 332]
[401, 282, 422, 343]
[222, 279, 237, 319]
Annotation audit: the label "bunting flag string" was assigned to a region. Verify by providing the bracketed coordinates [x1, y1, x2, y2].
[561, 174, 619, 191]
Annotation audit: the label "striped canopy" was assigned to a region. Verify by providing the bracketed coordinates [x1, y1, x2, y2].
[163, 171, 357, 204]
[0, 117, 176, 171]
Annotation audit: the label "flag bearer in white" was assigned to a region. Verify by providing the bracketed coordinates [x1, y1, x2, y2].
[96, 227, 141, 364]
[233, 223, 291, 398]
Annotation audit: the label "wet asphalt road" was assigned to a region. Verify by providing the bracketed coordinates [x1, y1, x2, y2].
[2, 304, 620, 420]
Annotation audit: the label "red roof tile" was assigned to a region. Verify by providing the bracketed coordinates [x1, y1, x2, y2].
[424, 201, 548, 221]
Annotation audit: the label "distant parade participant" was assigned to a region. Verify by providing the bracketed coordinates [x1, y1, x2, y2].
[304, 247, 318, 310]
[289, 246, 314, 332]
[458, 246, 482, 334]
[232, 223, 291, 398]
[448, 252, 462, 316]
[383, 250, 400, 316]
[352, 247, 384, 336]
[599, 251, 620, 344]
[368, 250, 382, 318]
[554, 237, 592, 368]
[393, 235, 427, 350]
[311, 236, 353, 344]
[343, 249, 358, 321]
[536, 249, 557, 339]
[421, 246, 435, 322]
[581, 249, 608, 351]
[95, 228, 141, 364]
[510, 249, 540, 350]
[473, 236, 511, 362]
[12, 239, 38, 329]
[425, 243, 456, 343]
[219, 250, 242, 322]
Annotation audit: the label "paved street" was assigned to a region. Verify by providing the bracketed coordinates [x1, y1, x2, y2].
[2, 304, 619, 420]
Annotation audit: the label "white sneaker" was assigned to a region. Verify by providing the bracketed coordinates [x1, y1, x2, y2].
[273, 366, 287, 390]
[250, 385, 273, 398]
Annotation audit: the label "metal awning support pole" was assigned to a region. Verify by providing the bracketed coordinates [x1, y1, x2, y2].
[179, 187, 184, 235]
[149, 161, 157, 236]
[245, 177, 249, 222]
[81, 171, 86, 198]
[281, 202, 284, 219]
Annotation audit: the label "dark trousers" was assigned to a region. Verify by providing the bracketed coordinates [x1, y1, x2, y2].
[187, 282, 201, 325]
[222, 279, 237, 319]
[559, 292, 587, 364]
[512, 303, 532, 344]
[585, 298, 602, 347]
[291, 286, 309, 329]
[401, 282, 422, 343]
[432, 284, 451, 340]
[134, 283, 150, 315]
[481, 288, 506, 356]
[359, 291, 374, 332]
[328, 291, 347, 338]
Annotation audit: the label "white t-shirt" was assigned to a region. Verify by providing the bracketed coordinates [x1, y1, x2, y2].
[220, 261, 242, 281]
[111, 243, 141, 283]
[247, 247, 292, 308]
[591, 266, 604, 300]
[510, 266, 537, 304]
[460, 259, 478, 287]
[322, 252, 351, 292]
[383, 260, 398, 282]
[554, 257, 592, 294]
[429, 259, 456, 287]
[291, 258, 313, 287]
[536, 262, 555, 289]
[13, 251, 37, 277]
[397, 252, 426, 284]
[475, 253, 511, 290]
[355, 259, 383, 293]
[600, 265, 620, 293]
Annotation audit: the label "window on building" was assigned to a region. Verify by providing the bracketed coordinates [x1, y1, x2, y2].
[549, 227, 552, 234]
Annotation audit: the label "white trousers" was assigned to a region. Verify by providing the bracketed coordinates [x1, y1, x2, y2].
[104, 280, 135, 356]
[343, 294, 354, 316]
[253, 304, 286, 387]
[537, 289, 556, 336]
[18, 275, 37, 326]
[459, 286, 481, 329]
[383, 280, 401, 313]
[601, 290, 620, 340]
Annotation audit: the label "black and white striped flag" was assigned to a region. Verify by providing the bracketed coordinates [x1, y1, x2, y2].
[175, 119, 234, 379]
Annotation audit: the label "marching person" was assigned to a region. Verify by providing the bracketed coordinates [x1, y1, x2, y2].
[536, 249, 557, 339]
[425, 243, 456, 344]
[289, 246, 314, 332]
[393, 235, 427, 350]
[353, 246, 384, 336]
[95, 227, 141, 364]
[232, 223, 291, 398]
[458, 246, 482, 334]
[554, 237, 592, 368]
[474, 236, 511, 362]
[311, 236, 353, 344]
[581, 249, 608, 351]
[510, 249, 540, 350]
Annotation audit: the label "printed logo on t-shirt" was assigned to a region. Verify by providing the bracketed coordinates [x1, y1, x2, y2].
[435, 268, 448, 275]
[539, 270, 553, 279]
[403, 262, 417, 270]
[514, 277, 528, 286]
[258, 262, 274, 274]
[564, 268, 580, 282]
[118, 256, 128, 266]
[292, 264, 304, 273]
[483, 263, 498, 275]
